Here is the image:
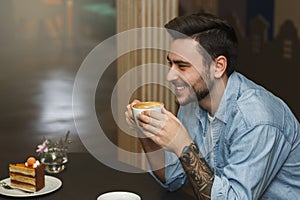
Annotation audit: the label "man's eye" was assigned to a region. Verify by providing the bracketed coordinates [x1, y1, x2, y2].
[178, 63, 188, 68]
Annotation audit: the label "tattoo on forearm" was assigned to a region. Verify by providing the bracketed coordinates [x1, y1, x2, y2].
[179, 142, 214, 200]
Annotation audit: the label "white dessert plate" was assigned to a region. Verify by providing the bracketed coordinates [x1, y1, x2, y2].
[0, 175, 62, 197]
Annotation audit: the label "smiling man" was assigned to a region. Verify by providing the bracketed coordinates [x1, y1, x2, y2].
[125, 13, 300, 199]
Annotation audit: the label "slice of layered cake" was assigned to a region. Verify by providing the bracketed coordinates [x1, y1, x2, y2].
[9, 157, 45, 192]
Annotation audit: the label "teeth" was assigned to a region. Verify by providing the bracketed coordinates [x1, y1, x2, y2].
[176, 86, 185, 90]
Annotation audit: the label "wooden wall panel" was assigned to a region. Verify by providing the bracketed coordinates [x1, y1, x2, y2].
[116, 0, 178, 169]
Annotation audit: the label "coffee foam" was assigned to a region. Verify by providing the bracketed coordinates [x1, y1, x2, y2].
[133, 102, 163, 109]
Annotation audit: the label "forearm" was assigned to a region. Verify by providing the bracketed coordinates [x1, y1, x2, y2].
[179, 142, 214, 200]
[138, 137, 166, 183]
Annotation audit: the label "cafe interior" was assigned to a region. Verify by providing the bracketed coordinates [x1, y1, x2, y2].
[0, 0, 299, 199]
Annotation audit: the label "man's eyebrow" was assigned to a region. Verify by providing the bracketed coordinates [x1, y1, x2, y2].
[166, 55, 190, 65]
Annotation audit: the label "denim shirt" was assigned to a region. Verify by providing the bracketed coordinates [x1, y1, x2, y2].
[151, 72, 300, 199]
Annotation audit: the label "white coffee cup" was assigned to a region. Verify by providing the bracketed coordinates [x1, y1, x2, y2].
[97, 191, 141, 200]
[131, 101, 164, 129]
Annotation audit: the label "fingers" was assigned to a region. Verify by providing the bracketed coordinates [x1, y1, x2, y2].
[129, 99, 140, 110]
[140, 121, 163, 135]
[142, 110, 164, 121]
[125, 110, 157, 138]
[162, 107, 181, 124]
[125, 110, 135, 124]
[126, 100, 140, 120]
[138, 110, 164, 125]
[125, 103, 137, 127]
[140, 129, 157, 138]
[161, 107, 175, 118]
[125, 99, 142, 129]
[131, 99, 141, 104]
[125, 100, 168, 138]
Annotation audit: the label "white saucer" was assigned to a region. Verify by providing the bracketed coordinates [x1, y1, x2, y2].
[0, 175, 62, 197]
[97, 191, 141, 200]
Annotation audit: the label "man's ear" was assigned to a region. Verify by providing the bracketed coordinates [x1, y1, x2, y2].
[214, 55, 227, 78]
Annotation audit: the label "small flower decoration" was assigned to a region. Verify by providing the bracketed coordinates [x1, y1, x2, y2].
[36, 131, 71, 155]
[36, 140, 49, 154]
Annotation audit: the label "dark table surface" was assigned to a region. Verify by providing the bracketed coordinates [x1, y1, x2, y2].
[0, 152, 195, 200]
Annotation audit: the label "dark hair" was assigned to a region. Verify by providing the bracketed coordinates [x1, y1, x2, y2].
[165, 13, 238, 76]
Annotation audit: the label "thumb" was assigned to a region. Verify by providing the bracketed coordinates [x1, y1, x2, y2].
[162, 107, 181, 122]
[162, 107, 173, 116]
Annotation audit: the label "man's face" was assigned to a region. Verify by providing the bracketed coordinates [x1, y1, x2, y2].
[166, 38, 214, 105]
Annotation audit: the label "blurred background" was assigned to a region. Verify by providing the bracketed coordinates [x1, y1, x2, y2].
[0, 0, 117, 157]
[0, 0, 299, 165]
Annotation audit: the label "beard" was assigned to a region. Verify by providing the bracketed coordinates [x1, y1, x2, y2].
[193, 66, 213, 102]
[175, 71, 213, 106]
[175, 80, 211, 106]
[195, 86, 210, 101]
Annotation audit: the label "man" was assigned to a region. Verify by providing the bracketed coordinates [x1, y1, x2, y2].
[125, 13, 300, 199]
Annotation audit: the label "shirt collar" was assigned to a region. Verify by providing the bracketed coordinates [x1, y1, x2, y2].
[182, 71, 241, 128]
[212, 71, 240, 124]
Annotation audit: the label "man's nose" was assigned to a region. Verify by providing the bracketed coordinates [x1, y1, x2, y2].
[166, 67, 178, 82]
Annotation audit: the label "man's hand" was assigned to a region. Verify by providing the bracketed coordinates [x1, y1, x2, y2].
[125, 100, 166, 181]
[125, 99, 141, 132]
[137, 107, 193, 156]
